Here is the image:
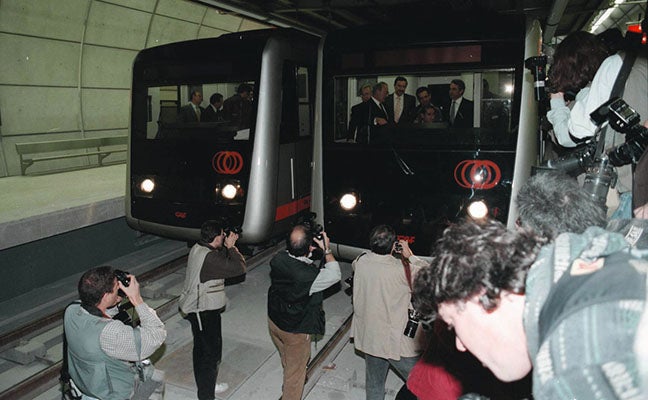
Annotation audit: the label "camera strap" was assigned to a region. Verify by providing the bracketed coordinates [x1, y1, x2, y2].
[401, 257, 413, 292]
[602, 51, 638, 152]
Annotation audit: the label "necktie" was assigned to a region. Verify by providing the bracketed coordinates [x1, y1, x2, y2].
[395, 96, 402, 123]
[450, 101, 456, 124]
[195, 106, 201, 122]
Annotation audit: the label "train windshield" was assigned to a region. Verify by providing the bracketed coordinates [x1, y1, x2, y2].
[136, 81, 256, 142]
[332, 69, 517, 149]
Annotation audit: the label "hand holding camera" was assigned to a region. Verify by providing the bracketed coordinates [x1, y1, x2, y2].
[393, 240, 413, 259]
[115, 271, 143, 306]
[312, 231, 330, 252]
[224, 230, 239, 248]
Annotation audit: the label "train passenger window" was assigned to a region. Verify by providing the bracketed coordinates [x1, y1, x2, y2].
[140, 81, 255, 141]
[333, 70, 516, 148]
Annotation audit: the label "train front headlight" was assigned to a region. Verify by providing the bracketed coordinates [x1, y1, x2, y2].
[340, 193, 358, 211]
[467, 200, 489, 220]
[140, 178, 155, 193]
[221, 183, 238, 200]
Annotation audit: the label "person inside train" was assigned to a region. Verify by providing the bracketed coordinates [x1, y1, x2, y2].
[267, 225, 341, 400]
[416, 105, 438, 125]
[384, 77, 417, 124]
[413, 218, 647, 400]
[348, 83, 373, 141]
[178, 219, 246, 399]
[353, 82, 390, 144]
[63, 266, 166, 399]
[546, 21, 647, 219]
[443, 79, 473, 129]
[413, 87, 442, 124]
[222, 83, 254, 129]
[203, 92, 224, 122]
[351, 225, 428, 400]
[178, 90, 204, 123]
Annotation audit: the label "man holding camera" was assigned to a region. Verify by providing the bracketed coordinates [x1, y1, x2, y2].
[267, 224, 341, 400]
[64, 266, 166, 399]
[352, 225, 427, 400]
[178, 220, 246, 399]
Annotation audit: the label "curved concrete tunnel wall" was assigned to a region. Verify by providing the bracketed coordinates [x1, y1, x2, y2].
[0, 0, 270, 177]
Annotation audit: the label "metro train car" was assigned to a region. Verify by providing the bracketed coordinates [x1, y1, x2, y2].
[311, 14, 542, 257]
[127, 29, 319, 243]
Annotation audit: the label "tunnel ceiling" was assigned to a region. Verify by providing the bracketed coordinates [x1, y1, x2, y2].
[195, 0, 646, 41]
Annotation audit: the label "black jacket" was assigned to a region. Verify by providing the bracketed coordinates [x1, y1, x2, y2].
[267, 252, 325, 335]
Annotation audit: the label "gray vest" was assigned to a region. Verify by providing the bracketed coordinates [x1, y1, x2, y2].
[178, 243, 227, 315]
[64, 304, 135, 399]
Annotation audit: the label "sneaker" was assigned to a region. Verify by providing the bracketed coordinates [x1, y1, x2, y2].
[214, 382, 229, 394]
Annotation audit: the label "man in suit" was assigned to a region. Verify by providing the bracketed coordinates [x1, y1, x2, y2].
[178, 90, 204, 123]
[354, 82, 389, 144]
[414, 86, 442, 123]
[384, 77, 416, 124]
[347, 83, 373, 141]
[444, 79, 474, 129]
[223, 84, 253, 129]
[203, 93, 224, 122]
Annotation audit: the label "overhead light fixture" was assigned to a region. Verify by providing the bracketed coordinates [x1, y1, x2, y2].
[590, 0, 625, 33]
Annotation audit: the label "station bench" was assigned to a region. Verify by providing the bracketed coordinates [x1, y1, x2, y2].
[15, 136, 128, 175]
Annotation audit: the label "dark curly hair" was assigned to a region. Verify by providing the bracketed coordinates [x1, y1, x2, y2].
[548, 31, 608, 94]
[413, 219, 545, 320]
[516, 171, 606, 240]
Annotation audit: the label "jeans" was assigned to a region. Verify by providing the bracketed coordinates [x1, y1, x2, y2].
[187, 310, 223, 400]
[365, 353, 419, 400]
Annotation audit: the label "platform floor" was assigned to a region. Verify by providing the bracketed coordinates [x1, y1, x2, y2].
[32, 259, 407, 400]
[0, 164, 126, 250]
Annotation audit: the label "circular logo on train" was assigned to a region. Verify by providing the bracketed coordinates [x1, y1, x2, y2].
[454, 159, 501, 190]
[212, 151, 243, 175]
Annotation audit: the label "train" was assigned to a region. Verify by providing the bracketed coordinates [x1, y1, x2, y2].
[127, 14, 541, 254]
[311, 13, 541, 257]
[126, 29, 319, 243]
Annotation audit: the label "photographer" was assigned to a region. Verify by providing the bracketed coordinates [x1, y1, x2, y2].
[64, 266, 166, 399]
[351, 224, 428, 400]
[546, 31, 609, 148]
[178, 220, 246, 399]
[267, 224, 341, 400]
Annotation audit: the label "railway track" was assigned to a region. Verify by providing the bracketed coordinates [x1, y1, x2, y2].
[0, 243, 354, 400]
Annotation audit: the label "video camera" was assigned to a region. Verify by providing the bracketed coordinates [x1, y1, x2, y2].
[541, 97, 647, 205]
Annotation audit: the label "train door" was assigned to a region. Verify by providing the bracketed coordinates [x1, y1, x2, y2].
[273, 62, 315, 235]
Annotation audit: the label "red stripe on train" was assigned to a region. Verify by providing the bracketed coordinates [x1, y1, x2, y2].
[275, 195, 312, 221]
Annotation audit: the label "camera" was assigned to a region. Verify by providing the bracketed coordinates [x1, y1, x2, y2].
[224, 225, 242, 236]
[541, 97, 646, 206]
[403, 309, 421, 338]
[114, 269, 131, 287]
[591, 97, 647, 167]
[297, 212, 324, 241]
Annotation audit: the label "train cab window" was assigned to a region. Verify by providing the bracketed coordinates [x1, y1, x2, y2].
[333, 70, 516, 148]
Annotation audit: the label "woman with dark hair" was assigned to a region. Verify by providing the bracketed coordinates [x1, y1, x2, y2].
[546, 31, 609, 147]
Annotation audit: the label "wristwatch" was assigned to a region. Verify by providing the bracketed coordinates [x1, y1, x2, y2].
[324, 248, 332, 255]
